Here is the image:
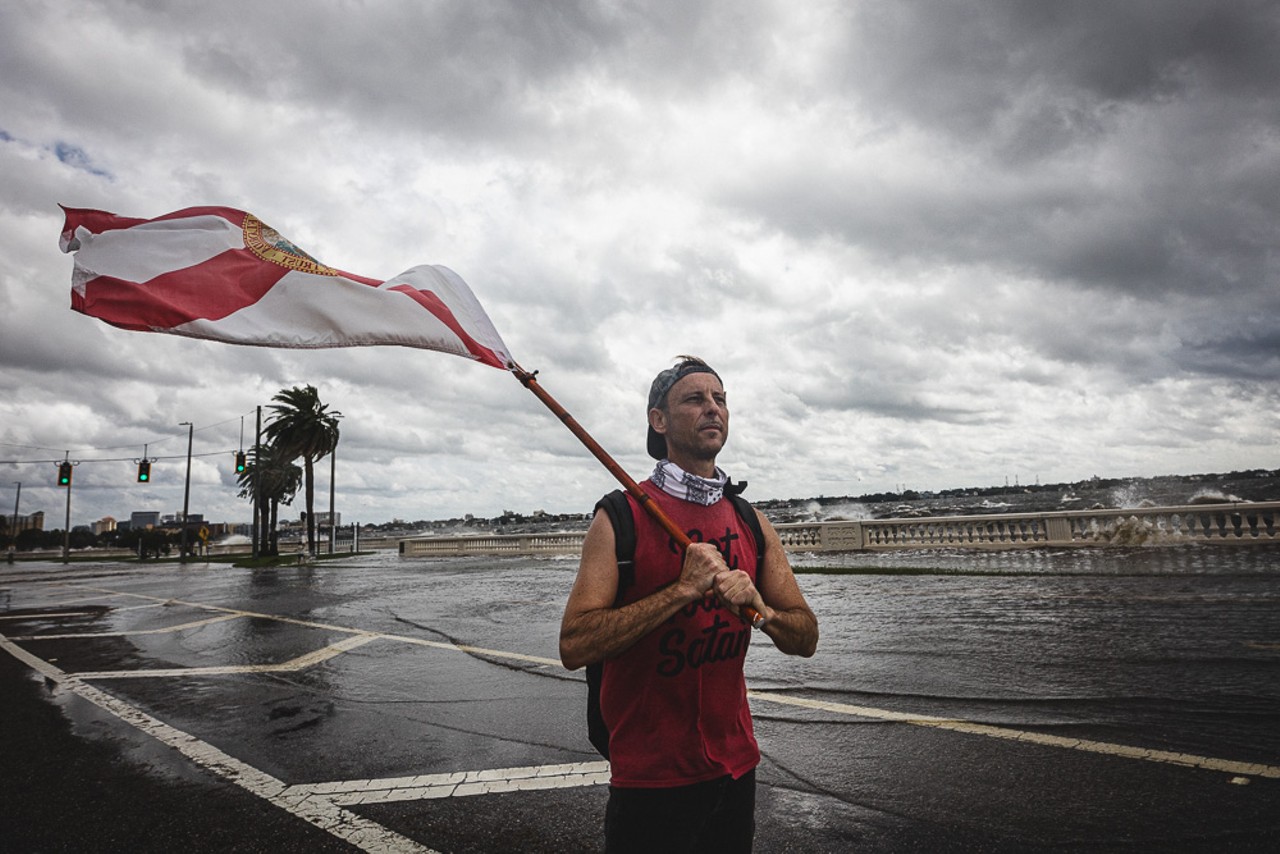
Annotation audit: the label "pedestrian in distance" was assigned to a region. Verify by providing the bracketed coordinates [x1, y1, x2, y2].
[560, 355, 819, 853]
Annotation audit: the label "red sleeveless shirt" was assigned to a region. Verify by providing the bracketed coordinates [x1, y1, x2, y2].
[601, 482, 761, 788]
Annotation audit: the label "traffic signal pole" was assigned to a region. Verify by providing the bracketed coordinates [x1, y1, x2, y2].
[253, 406, 261, 559]
[61, 452, 71, 563]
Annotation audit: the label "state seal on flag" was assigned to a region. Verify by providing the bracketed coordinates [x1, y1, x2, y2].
[242, 214, 340, 277]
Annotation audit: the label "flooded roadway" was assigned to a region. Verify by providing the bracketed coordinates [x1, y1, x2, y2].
[2, 548, 1279, 852]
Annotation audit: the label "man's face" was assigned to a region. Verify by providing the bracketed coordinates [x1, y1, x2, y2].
[650, 372, 729, 468]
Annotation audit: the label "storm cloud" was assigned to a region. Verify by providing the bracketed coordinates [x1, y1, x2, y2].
[2, 0, 1276, 528]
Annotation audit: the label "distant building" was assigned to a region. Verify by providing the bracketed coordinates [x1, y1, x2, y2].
[204, 522, 250, 537]
[92, 516, 117, 536]
[284, 512, 341, 531]
[3, 511, 44, 534]
[131, 511, 161, 529]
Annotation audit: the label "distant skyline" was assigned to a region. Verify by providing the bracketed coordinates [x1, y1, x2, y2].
[3, 1, 1278, 527]
[8, 465, 1276, 536]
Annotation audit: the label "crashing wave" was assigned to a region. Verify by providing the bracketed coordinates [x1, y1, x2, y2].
[1086, 514, 1183, 546]
[1188, 490, 1242, 505]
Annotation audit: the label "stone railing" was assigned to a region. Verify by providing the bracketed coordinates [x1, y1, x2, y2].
[400, 532, 587, 557]
[787, 501, 1280, 551]
[399, 501, 1280, 557]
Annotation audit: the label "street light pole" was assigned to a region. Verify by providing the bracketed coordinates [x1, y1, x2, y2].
[8, 481, 19, 561]
[328, 445, 336, 555]
[180, 421, 193, 563]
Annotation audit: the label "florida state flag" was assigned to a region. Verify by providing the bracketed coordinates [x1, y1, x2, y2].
[60, 205, 513, 369]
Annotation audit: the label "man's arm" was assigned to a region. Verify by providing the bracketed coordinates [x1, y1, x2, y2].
[713, 510, 818, 657]
[559, 510, 729, 671]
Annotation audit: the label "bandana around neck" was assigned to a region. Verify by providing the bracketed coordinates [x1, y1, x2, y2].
[652, 460, 729, 506]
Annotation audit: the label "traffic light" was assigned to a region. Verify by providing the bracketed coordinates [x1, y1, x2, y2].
[58, 461, 72, 487]
[138, 460, 151, 482]
[235, 451, 247, 473]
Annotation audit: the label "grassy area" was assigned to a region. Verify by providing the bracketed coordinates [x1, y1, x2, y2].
[4, 551, 371, 568]
[793, 565, 1031, 577]
[230, 552, 372, 569]
[5, 552, 136, 564]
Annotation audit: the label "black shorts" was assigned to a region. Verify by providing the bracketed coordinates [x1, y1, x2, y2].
[605, 768, 756, 854]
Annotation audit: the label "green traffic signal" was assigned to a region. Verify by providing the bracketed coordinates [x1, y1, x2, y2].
[138, 460, 151, 482]
[235, 451, 246, 473]
[58, 462, 72, 486]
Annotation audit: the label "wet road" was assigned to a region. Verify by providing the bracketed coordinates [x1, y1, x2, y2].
[2, 550, 1279, 852]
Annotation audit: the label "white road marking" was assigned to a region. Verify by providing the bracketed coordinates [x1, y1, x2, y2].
[285, 761, 612, 807]
[747, 691, 1280, 780]
[8, 613, 241, 640]
[44, 582, 565, 668]
[0, 635, 439, 854]
[77, 634, 379, 679]
[387, 633, 561, 667]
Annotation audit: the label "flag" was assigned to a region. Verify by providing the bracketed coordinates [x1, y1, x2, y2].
[60, 205, 513, 369]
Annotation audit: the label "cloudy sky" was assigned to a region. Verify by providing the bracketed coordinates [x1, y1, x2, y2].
[2, 0, 1278, 530]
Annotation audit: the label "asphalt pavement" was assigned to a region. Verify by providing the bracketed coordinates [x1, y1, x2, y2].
[2, 554, 1278, 853]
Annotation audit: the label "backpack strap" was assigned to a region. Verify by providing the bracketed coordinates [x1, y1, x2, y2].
[585, 489, 634, 759]
[595, 489, 636, 605]
[725, 488, 767, 568]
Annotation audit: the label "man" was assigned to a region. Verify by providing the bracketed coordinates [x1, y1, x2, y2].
[560, 356, 819, 853]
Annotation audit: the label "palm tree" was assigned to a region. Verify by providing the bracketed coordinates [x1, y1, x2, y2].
[236, 442, 302, 556]
[263, 385, 342, 556]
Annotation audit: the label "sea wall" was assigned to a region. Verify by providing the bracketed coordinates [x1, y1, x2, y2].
[398, 500, 1280, 556]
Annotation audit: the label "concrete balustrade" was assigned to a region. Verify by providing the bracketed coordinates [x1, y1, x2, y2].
[398, 501, 1280, 557]
[847, 501, 1280, 550]
[400, 532, 588, 557]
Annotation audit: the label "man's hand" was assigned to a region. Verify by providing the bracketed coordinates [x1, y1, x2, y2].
[712, 569, 767, 622]
[677, 542, 729, 598]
